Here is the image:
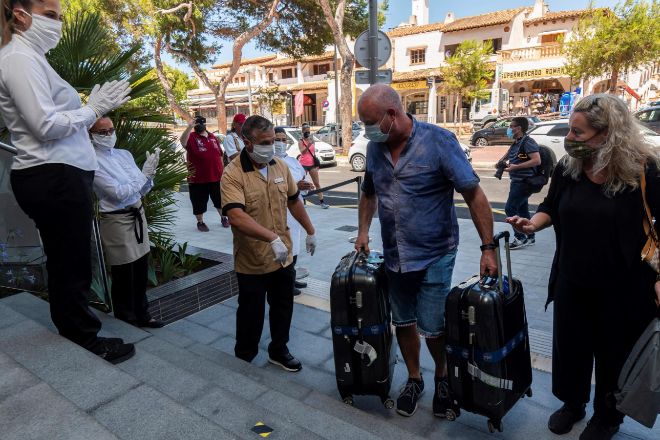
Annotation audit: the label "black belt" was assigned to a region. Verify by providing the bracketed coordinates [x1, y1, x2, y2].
[104, 204, 145, 244]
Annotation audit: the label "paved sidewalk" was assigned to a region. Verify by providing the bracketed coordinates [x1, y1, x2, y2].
[470, 145, 510, 169]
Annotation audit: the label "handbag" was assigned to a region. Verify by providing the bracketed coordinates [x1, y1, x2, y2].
[302, 139, 321, 168]
[641, 171, 660, 273]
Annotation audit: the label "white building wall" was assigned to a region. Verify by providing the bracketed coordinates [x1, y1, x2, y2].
[393, 31, 443, 72]
[522, 19, 579, 46]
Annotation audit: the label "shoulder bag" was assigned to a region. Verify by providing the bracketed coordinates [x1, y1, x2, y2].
[302, 139, 321, 168]
[641, 171, 660, 274]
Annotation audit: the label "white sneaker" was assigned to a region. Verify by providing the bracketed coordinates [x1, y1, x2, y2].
[509, 238, 528, 250]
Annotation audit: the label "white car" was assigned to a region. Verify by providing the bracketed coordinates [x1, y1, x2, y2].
[276, 126, 337, 166]
[348, 133, 472, 172]
[528, 119, 660, 166]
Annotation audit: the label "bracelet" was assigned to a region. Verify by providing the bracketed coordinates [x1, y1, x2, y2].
[480, 243, 497, 251]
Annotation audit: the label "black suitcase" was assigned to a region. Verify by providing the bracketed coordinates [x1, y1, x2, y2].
[445, 231, 533, 433]
[330, 250, 396, 408]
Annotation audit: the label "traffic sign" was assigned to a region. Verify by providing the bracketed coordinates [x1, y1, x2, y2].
[354, 30, 392, 69]
[322, 99, 330, 109]
[355, 69, 392, 85]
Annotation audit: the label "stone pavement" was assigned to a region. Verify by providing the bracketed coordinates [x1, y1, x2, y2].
[470, 145, 510, 169]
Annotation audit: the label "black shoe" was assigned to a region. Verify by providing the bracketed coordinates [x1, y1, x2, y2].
[96, 336, 124, 345]
[396, 376, 424, 417]
[138, 319, 165, 328]
[579, 416, 619, 440]
[433, 376, 452, 417]
[268, 352, 302, 372]
[548, 403, 587, 435]
[197, 222, 209, 232]
[293, 287, 302, 296]
[89, 338, 136, 365]
[294, 280, 307, 288]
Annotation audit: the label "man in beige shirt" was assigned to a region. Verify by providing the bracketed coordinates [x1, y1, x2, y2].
[221, 115, 316, 372]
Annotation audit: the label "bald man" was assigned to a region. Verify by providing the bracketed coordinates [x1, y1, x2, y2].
[355, 84, 497, 418]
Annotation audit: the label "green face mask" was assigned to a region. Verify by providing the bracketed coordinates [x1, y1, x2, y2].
[564, 131, 602, 160]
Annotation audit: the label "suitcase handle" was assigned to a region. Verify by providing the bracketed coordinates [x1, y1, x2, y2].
[493, 232, 513, 294]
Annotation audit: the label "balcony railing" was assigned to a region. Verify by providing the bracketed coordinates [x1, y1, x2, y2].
[499, 44, 563, 62]
[276, 77, 299, 85]
[303, 74, 329, 82]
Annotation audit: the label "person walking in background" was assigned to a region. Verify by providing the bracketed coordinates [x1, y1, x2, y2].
[221, 116, 317, 372]
[0, 0, 135, 363]
[90, 116, 164, 329]
[223, 113, 246, 162]
[507, 94, 660, 440]
[497, 116, 541, 249]
[180, 115, 229, 231]
[298, 123, 329, 209]
[355, 85, 497, 419]
[274, 127, 314, 296]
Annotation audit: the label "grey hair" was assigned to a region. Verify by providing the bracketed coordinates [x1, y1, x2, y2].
[242, 115, 274, 142]
[563, 93, 659, 197]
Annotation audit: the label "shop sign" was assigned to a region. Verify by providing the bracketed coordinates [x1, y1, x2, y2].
[392, 80, 427, 91]
[501, 67, 568, 81]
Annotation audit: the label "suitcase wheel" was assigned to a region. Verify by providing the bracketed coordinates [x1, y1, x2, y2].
[445, 409, 458, 421]
[342, 396, 354, 406]
[382, 397, 395, 409]
[525, 388, 533, 398]
[487, 419, 503, 434]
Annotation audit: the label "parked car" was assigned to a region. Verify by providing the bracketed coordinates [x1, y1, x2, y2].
[315, 122, 362, 146]
[634, 105, 660, 134]
[528, 119, 660, 166]
[348, 133, 471, 172]
[470, 116, 541, 147]
[275, 126, 337, 167]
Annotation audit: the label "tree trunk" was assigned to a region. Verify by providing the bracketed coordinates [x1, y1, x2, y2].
[608, 66, 619, 94]
[154, 37, 192, 123]
[453, 95, 460, 133]
[457, 94, 463, 135]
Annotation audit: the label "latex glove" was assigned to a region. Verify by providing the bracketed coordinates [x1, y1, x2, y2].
[270, 237, 288, 265]
[87, 80, 132, 117]
[305, 234, 317, 256]
[142, 148, 160, 179]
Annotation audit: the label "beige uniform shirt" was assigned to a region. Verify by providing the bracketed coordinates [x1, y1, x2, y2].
[221, 148, 300, 274]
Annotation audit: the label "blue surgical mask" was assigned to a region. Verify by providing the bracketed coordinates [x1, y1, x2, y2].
[506, 127, 514, 139]
[364, 114, 394, 143]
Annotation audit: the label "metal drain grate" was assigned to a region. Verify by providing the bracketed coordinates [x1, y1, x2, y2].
[335, 225, 359, 232]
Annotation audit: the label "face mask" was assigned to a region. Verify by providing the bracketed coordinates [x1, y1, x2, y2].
[274, 141, 288, 158]
[91, 132, 117, 151]
[564, 130, 602, 160]
[17, 12, 63, 55]
[303, 132, 310, 139]
[364, 113, 394, 143]
[506, 127, 514, 139]
[249, 144, 275, 164]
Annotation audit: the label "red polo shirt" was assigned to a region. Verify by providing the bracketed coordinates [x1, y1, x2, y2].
[185, 132, 224, 183]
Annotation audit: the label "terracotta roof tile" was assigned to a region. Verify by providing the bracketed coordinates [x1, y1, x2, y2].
[263, 51, 335, 68]
[387, 22, 444, 38]
[211, 55, 277, 70]
[443, 8, 527, 33]
[282, 80, 329, 92]
[524, 8, 606, 26]
[393, 68, 442, 82]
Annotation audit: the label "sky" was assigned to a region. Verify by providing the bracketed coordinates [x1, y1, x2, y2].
[169, 0, 622, 72]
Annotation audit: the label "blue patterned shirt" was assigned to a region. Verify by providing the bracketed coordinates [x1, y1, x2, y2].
[362, 116, 479, 273]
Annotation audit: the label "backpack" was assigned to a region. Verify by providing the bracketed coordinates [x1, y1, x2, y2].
[520, 138, 553, 193]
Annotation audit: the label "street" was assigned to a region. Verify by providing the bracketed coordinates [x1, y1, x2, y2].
[306, 162, 549, 222]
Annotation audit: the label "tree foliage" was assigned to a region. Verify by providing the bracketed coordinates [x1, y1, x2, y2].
[133, 65, 198, 114]
[562, 0, 660, 92]
[256, 85, 286, 122]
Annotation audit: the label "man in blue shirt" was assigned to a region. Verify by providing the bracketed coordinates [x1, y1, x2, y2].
[497, 117, 541, 249]
[355, 85, 497, 419]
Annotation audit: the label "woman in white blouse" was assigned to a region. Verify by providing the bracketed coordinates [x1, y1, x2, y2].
[90, 116, 163, 328]
[0, 0, 134, 364]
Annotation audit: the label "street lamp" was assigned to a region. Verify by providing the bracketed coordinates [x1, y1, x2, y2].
[241, 66, 255, 116]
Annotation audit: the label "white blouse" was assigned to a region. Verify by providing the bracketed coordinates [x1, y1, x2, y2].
[0, 36, 98, 171]
[93, 147, 153, 212]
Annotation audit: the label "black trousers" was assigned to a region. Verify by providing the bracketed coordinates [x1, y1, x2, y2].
[10, 164, 101, 348]
[189, 181, 221, 215]
[234, 264, 296, 362]
[552, 272, 657, 425]
[110, 253, 150, 324]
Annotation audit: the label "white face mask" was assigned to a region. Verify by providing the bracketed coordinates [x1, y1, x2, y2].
[248, 144, 275, 164]
[91, 132, 117, 151]
[273, 141, 288, 158]
[17, 12, 63, 55]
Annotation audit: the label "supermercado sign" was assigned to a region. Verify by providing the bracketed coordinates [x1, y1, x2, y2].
[501, 67, 568, 81]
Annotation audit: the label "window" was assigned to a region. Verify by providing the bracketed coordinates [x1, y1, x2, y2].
[541, 33, 564, 45]
[313, 64, 330, 75]
[547, 124, 570, 137]
[493, 119, 510, 128]
[444, 44, 459, 58]
[268, 72, 274, 82]
[281, 68, 295, 79]
[410, 48, 426, 64]
[483, 38, 502, 53]
[637, 109, 660, 122]
[406, 94, 428, 115]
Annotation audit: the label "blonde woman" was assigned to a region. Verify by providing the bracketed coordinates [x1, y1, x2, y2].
[507, 94, 660, 440]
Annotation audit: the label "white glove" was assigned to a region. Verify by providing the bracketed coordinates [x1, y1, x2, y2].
[270, 237, 289, 265]
[87, 80, 132, 117]
[142, 148, 160, 179]
[305, 234, 317, 256]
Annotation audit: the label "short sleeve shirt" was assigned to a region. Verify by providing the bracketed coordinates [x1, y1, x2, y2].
[507, 135, 540, 181]
[185, 132, 223, 183]
[221, 148, 300, 274]
[362, 115, 480, 273]
[223, 132, 245, 158]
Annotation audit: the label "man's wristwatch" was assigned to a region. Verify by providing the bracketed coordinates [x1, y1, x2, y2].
[480, 243, 497, 251]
